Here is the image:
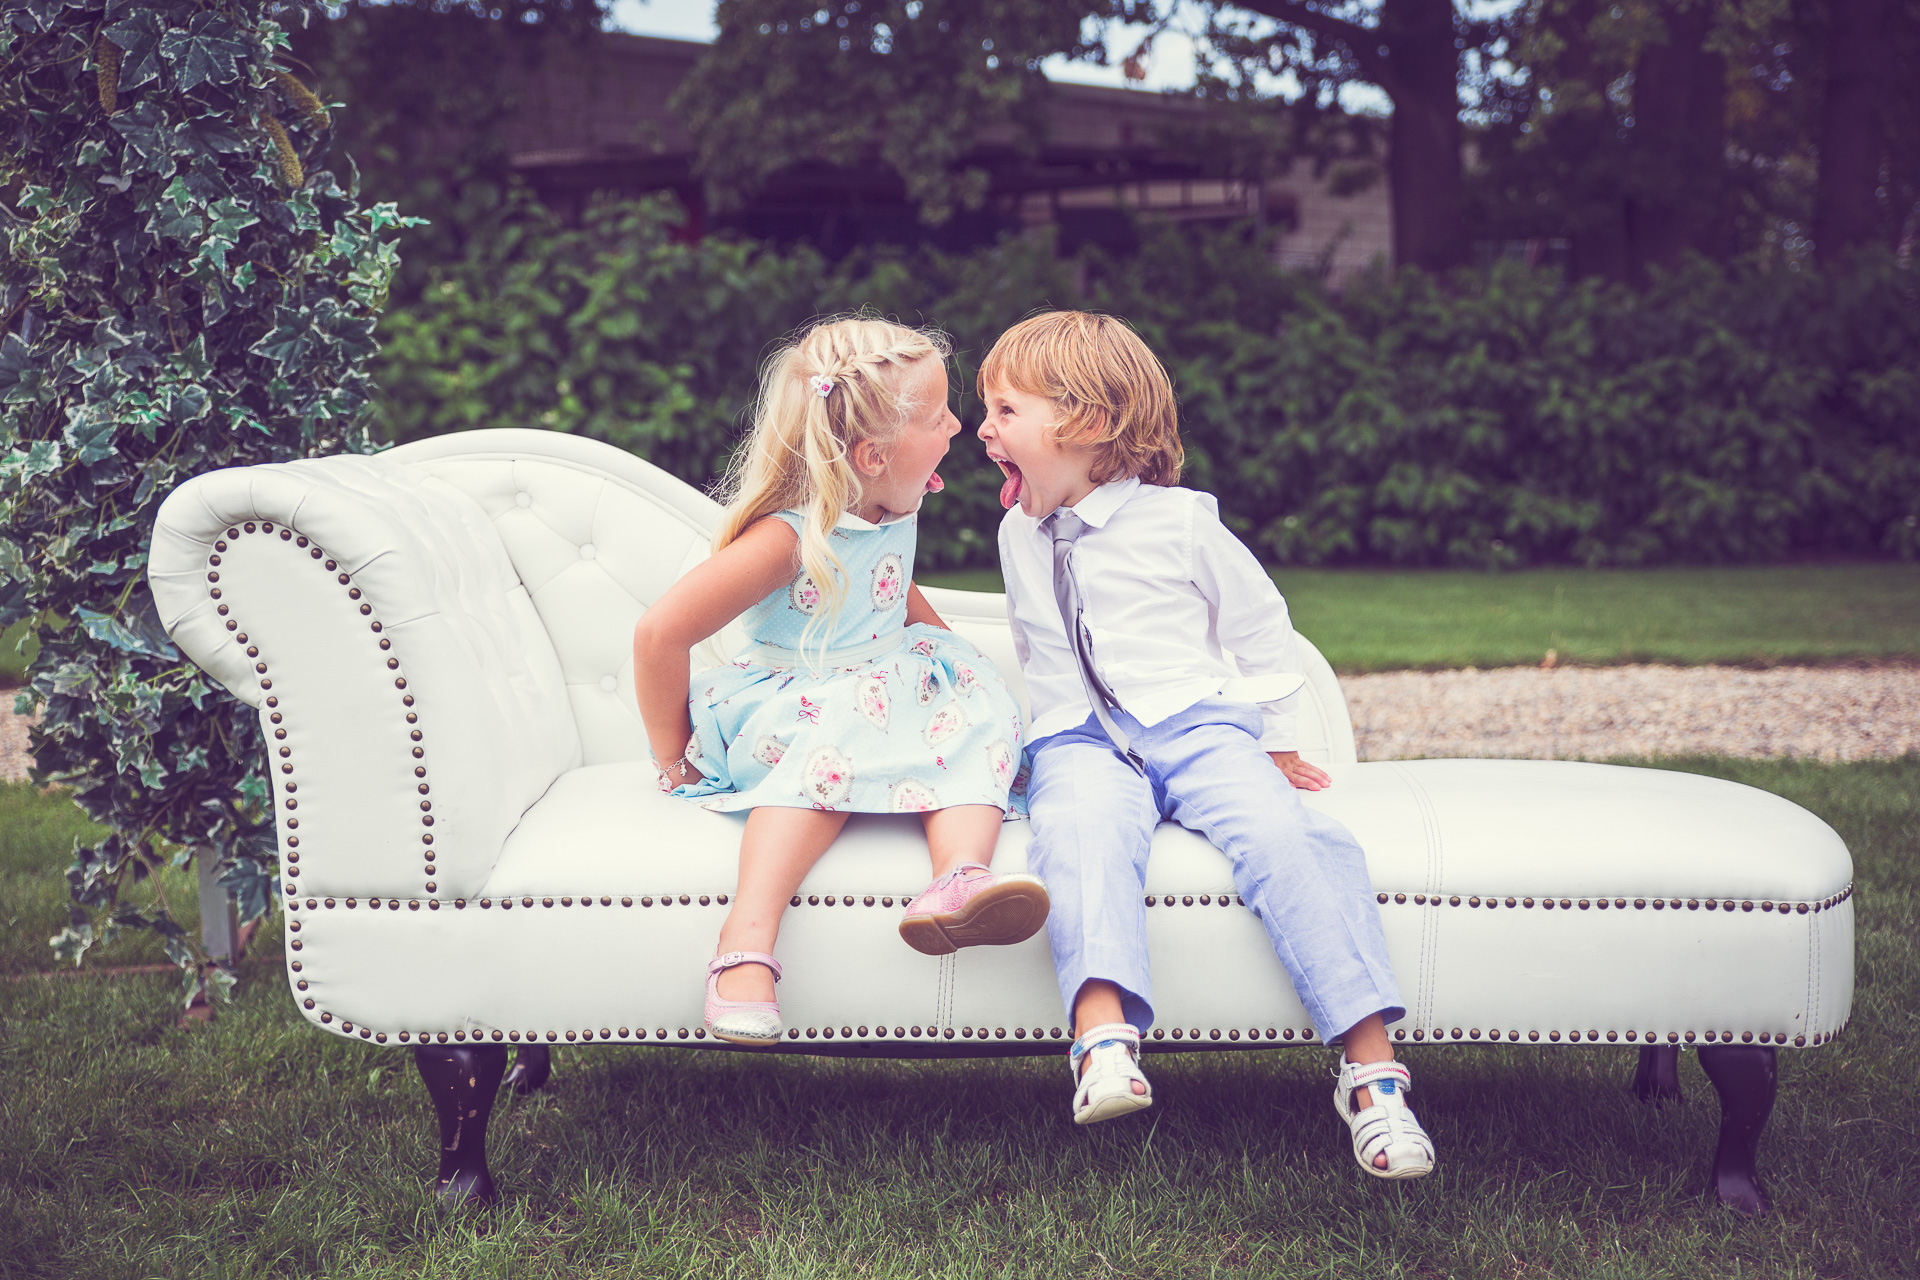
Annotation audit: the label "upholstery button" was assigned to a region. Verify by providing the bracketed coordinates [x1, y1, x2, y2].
[515, 492, 531, 507]
[580, 543, 597, 559]
[599, 675, 616, 692]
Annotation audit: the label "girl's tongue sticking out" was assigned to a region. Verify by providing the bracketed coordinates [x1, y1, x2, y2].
[925, 470, 945, 494]
[997, 460, 1024, 510]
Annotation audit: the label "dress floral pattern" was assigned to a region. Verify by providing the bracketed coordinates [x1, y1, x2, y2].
[673, 508, 1026, 815]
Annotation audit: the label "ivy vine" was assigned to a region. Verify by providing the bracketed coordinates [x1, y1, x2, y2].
[0, 0, 418, 1002]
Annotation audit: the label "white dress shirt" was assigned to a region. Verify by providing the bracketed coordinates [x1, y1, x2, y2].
[999, 478, 1306, 752]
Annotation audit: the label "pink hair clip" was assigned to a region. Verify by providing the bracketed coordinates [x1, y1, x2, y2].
[810, 374, 834, 398]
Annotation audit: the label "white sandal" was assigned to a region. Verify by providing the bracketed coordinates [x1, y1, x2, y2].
[1333, 1058, 1435, 1180]
[1069, 1023, 1154, 1125]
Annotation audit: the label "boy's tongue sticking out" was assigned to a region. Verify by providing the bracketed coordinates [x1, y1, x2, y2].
[997, 459, 1023, 510]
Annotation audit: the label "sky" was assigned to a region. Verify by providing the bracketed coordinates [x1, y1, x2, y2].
[603, 0, 1383, 103]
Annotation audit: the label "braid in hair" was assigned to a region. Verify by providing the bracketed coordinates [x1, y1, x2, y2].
[713, 315, 953, 665]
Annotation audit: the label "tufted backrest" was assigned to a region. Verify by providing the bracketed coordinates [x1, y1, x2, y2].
[386, 429, 1356, 767]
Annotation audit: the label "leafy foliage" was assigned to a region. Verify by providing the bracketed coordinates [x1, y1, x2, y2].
[375, 196, 1920, 569]
[673, 0, 1128, 224]
[284, 0, 608, 306]
[0, 0, 414, 996]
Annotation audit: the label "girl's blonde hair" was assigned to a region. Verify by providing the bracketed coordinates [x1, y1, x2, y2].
[714, 315, 952, 650]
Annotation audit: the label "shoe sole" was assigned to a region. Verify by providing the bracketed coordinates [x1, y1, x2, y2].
[898, 876, 1050, 956]
[1074, 1091, 1153, 1125]
[709, 1025, 783, 1048]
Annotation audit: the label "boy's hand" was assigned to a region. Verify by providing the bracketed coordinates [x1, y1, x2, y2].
[1270, 751, 1331, 791]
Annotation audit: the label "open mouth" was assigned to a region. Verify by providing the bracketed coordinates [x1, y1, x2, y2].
[925, 470, 945, 494]
[992, 457, 1024, 510]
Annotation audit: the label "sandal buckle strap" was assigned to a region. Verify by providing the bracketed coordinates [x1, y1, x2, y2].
[709, 950, 783, 981]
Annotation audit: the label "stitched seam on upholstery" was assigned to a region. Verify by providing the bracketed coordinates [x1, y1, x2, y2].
[1391, 763, 1441, 1031]
[1808, 905, 1819, 1037]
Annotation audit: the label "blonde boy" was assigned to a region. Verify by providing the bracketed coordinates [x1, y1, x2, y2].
[977, 312, 1432, 1179]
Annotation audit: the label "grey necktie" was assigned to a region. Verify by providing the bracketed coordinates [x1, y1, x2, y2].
[1046, 508, 1144, 772]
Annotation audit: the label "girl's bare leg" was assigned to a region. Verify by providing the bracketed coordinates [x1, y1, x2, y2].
[714, 806, 850, 1003]
[920, 804, 1005, 877]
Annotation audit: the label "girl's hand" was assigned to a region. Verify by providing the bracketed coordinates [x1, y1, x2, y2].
[1270, 751, 1331, 791]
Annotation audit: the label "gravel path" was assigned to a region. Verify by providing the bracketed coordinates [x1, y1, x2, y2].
[2, 704, 34, 784]
[1345, 663, 1920, 762]
[2, 664, 1915, 784]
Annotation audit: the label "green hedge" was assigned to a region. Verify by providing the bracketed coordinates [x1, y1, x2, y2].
[372, 195, 1920, 569]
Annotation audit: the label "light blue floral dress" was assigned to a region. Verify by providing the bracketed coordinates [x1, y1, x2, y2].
[675, 509, 1026, 814]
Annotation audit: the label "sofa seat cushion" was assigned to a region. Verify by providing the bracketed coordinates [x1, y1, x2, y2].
[285, 759, 1852, 1055]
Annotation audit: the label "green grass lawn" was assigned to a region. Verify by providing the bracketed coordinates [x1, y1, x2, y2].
[0, 621, 34, 687]
[2, 757, 1915, 1278]
[0, 785, 200, 977]
[921, 562, 1920, 672]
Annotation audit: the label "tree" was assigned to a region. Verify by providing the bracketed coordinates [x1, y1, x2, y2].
[1471, 0, 1920, 278]
[673, 0, 1505, 272]
[286, 0, 609, 305]
[1813, 0, 1894, 264]
[675, 0, 1123, 226]
[1, 0, 415, 1000]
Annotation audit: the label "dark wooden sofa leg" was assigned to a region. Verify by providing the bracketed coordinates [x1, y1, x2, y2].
[414, 1043, 509, 1206]
[503, 1043, 552, 1094]
[1698, 1045, 1778, 1216]
[1633, 1045, 1683, 1103]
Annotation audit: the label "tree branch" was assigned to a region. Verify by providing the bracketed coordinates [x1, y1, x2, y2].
[1228, 0, 1403, 99]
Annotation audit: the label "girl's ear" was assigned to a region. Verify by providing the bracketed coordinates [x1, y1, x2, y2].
[852, 438, 888, 478]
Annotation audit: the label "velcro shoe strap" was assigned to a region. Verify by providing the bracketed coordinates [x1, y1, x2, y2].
[709, 951, 783, 982]
[1344, 1059, 1412, 1094]
[1069, 1022, 1141, 1079]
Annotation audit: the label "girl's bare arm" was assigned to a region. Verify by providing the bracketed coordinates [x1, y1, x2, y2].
[905, 582, 948, 629]
[632, 518, 798, 781]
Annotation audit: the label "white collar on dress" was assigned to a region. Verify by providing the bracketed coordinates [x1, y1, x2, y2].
[1065, 477, 1140, 529]
[832, 505, 917, 531]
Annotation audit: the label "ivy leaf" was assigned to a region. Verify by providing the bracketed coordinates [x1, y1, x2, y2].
[102, 10, 168, 91]
[63, 411, 118, 464]
[48, 924, 94, 967]
[248, 306, 309, 368]
[179, 117, 248, 157]
[159, 14, 251, 93]
[110, 101, 178, 175]
[74, 604, 179, 661]
[0, 334, 44, 403]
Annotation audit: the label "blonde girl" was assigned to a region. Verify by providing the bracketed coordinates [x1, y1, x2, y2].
[632, 316, 1046, 1046]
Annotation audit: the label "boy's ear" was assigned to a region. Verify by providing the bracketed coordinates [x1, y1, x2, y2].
[1053, 405, 1108, 450]
[852, 438, 887, 477]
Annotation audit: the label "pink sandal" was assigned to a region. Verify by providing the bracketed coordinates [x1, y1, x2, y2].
[704, 951, 784, 1047]
[898, 863, 1050, 956]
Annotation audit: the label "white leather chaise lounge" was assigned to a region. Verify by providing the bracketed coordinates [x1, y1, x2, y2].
[147, 429, 1855, 1215]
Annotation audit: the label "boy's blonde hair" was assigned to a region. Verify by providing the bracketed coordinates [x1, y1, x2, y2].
[714, 315, 952, 648]
[977, 311, 1182, 487]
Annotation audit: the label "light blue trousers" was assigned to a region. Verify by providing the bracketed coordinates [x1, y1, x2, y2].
[1026, 698, 1405, 1041]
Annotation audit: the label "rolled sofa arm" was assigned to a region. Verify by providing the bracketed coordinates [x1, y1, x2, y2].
[149, 456, 582, 904]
